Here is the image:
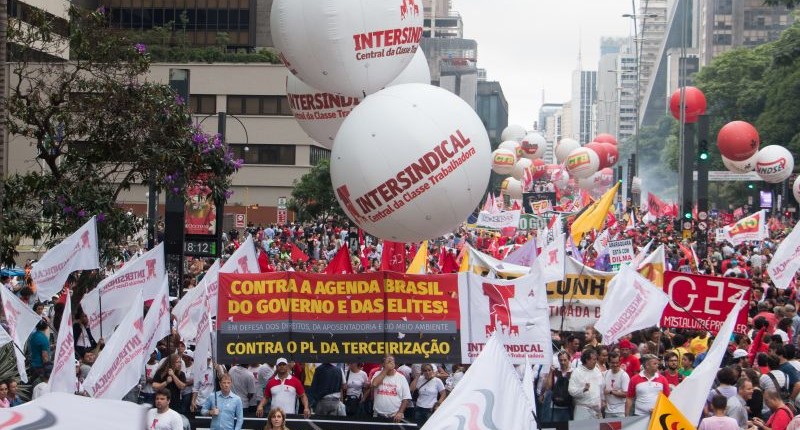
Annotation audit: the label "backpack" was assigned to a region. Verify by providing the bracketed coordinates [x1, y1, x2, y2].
[551, 371, 573, 408]
[767, 371, 797, 414]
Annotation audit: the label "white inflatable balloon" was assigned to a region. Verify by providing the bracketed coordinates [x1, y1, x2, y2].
[501, 124, 526, 142]
[271, 0, 424, 97]
[551, 167, 570, 190]
[501, 177, 524, 200]
[555, 138, 581, 164]
[387, 49, 431, 86]
[498, 140, 521, 158]
[286, 74, 361, 148]
[511, 158, 532, 180]
[520, 133, 546, 160]
[565, 147, 600, 179]
[755, 145, 795, 183]
[794, 175, 800, 204]
[721, 154, 757, 174]
[330, 84, 491, 242]
[491, 148, 517, 175]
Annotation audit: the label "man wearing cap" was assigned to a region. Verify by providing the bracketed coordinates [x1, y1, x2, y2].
[256, 358, 311, 418]
[731, 349, 750, 366]
[723, 259, 744, 278]
[618, 340, 641, 378]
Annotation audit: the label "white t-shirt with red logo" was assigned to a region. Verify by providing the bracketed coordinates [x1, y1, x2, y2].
[145, 409, 183, 430]
[627, 372, 671, 416]
[265, 374, 305, 414]
[372, 372, 412, 416]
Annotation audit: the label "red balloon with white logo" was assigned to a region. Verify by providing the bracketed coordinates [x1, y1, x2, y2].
[520, 132, 546, 160]
[754, 145, 795, 183]
[331, 84, 491, 242]
[565, 147, 600, 179]
[593, 133, 617, 145]
[271, 0, 424, 98]
[669, 86, 707, 124]
[531, 159, 546, 180]
[717, 121, 760, 162]
[491, 148, 517, 175]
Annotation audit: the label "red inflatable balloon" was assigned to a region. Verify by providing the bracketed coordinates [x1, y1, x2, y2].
[531, 158, 546, 180]
[717, 120, 760, 162]
[600, 142, 619, 167]
[669, 86, 706, 124]
[585, 142, 610, 169]
[593, 133, 618, 145]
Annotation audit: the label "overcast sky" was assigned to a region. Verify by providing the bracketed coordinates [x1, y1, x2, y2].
[451, 0, 638, 130]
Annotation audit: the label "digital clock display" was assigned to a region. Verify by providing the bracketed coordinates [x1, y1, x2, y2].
[184, 239, 217, 257]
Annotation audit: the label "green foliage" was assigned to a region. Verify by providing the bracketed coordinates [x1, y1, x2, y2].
[288, 159, 345, 222]
[762, 0, 798, 8]
[0, 6, 241, 265]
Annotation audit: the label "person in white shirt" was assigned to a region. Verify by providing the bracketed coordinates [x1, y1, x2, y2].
[371, 356, 412, 423]
[146, 389, 184, 430]
[604, 353, 630, 418]
[568, 349, 605, 420]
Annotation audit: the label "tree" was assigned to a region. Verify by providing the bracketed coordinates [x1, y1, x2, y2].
[288, 158, 345, 222]
[763, 0, 798, 8]
[0, 6, 241, 266]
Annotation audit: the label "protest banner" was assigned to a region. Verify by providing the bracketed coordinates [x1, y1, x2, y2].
[217, 271, 460, 363]
[660, 271, 750, 334]
[458, 271, 551, 365]
[608, 238, 634, 266]
[475, 210, 521, 230]
[546, 257, 614, 331]
[721, 209, 768, 245]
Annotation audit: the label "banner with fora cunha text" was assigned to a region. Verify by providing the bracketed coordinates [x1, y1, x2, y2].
[217, 271, 460, 363]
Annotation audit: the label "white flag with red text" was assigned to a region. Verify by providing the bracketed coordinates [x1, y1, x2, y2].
[32, 217, 100, 301]
[50, 289, 77, 394]
[191, 295, 213, 386]
[536, 232, 565, 284]
[767, 220, 800, 290]
[80, 243, 164, 339]
[84, 292, 145, 400]
[173, 260, 219, 342]
[422, 333, 535, 430]
[0, 285, 44, 382]
[594, 265, 670, 344]
[142, 278, 170, 358]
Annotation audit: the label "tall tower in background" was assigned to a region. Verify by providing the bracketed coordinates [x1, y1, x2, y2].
[571, 68, 597, 145]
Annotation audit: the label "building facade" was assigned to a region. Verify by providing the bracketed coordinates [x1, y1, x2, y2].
[476, 81, 509, 147]
[571, 70, 597, 144]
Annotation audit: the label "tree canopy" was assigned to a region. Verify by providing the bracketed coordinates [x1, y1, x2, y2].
[0, 6, 241, 265]
[287, 158, 345, 223]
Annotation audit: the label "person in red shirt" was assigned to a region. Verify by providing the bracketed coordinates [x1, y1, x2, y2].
[661, 351, 682, 389]
[753, 390, 794, 430]
[618, 340, 641, 378]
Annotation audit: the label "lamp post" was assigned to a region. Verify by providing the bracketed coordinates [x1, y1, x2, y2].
[622, 11, 659, 206]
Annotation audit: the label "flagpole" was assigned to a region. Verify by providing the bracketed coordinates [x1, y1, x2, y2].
[98, 289, 103, 340]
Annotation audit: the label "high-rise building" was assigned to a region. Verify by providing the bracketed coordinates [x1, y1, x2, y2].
[538, 103, 562, 164]
[423, 0, 462, 39]
[571, 69, 597, 144]
[476, 81, 509, 146]
[596, 38, 630, 140]
[698, 0, 794, 66]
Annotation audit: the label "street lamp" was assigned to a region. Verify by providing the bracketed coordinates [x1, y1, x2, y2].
[621, 10, 659, 206]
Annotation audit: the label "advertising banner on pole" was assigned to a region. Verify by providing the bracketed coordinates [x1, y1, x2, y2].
[660, 271, 750, 334]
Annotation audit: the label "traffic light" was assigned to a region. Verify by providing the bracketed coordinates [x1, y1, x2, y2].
[684, 211, 692, 220]
[747, 183, 755, 190]
[698, 139, 709, 161]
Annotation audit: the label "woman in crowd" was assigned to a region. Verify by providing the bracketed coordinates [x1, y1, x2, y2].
[152, 353, 187, 412]
[410, 363, 447, 426]
[265, 407, 289, 430]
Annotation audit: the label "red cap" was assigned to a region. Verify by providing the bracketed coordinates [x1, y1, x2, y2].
[618, 339, 635, 350]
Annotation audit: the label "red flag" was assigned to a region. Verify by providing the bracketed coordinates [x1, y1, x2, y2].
[647, 192, 666, 218]
[325, 244, 354, 275]
[440, 251, 459, 273]
[289, 243, 309, 263]
[258, 250, 273, 273]
[380, 241, 406, 272]
[359, 245, 369, 270]
[511, 199, 521, 211]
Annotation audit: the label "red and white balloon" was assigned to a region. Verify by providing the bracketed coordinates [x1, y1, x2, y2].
[520, 133, 546, 160]
[491, 148, 517, 175]
[754, 145, 794, 183]
[555, 138, 581, 164]
[511, 158, 532, 181]
[717, 121, 760, 162]
[565, 147, 600, 179]
[722, 154, 757, 174]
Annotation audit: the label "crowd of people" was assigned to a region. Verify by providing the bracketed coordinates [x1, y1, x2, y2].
[0, 208, 799, 430]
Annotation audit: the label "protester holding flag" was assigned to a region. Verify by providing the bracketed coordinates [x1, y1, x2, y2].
[152, 353, 188, 413]
[201, 374, 243, 430]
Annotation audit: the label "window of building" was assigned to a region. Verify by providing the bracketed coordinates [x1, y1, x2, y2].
[310, 146, 331, 166]
[189, 94, 217, 115]
[227, 95, 292, 116]
[229, 144, 296, 165]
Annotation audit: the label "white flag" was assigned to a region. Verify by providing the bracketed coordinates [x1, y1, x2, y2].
[173, 260, 219, 342]
[0, 285, 44, 382]
[80, 244, 165, 339]
[191, 296, 213, 387]
[142, 278, 171, 358]
[31, 217, 100, 301]
[593, 229, 611, 256]
[0, 325, 12, 348]
[767, 220, 800, 290]
[84, 292, 145, 400]
[521, 357, 538, 430]
[422, 333, 535, 430]
[594, 265, 670, 344]
[459, 269, 552, 365]
[536, 232, 565, 283]
[51, 289, 77, 394]
[220, 235, 260, 274]
[669, 295, 746, 424]
[630, 240, 654, 268]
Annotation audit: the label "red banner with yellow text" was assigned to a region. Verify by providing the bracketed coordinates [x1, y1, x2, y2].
[660, 271, 750, 334]
[217, 271, 460, 363]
